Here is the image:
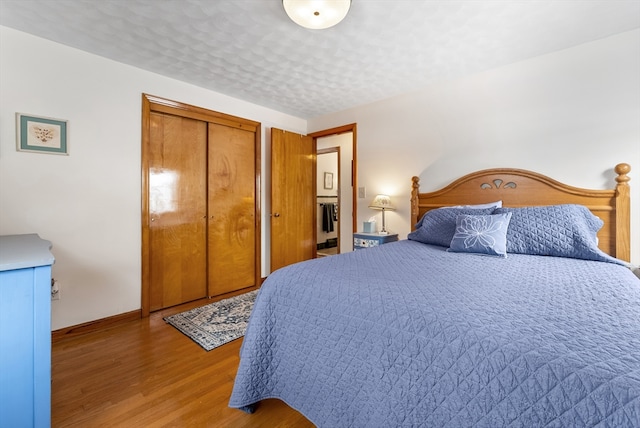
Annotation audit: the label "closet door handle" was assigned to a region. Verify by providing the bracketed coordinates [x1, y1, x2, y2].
[273, 213, 280, 217]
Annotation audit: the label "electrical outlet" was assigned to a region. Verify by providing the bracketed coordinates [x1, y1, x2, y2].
[51, 279, 60, 300]
[358, 187, 366, 198]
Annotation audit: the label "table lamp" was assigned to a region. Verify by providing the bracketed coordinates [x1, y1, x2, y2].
[369, 194, 395, 235]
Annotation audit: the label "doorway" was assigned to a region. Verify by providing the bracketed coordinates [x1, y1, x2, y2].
[316, 147, 340, 257]
[313, 130, 355, 255]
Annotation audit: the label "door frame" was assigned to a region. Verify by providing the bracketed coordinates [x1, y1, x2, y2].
[309, 124, 358, 244]
[141, 94, 261, 317]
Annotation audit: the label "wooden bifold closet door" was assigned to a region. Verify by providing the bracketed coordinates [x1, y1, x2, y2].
[207, 123, 256, 296]
[142, 94, 261, 315]
[148, 113, 208, 310]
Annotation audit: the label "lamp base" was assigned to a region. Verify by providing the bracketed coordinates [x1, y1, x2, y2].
[378, 230, 389, 235]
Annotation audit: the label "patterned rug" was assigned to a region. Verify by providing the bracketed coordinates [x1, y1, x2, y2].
[164, 290, 258, 351]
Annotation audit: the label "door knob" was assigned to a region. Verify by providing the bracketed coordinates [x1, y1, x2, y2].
[273, 213, 280, 217]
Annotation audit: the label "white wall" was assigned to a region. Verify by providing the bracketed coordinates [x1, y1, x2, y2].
[0, 26, 305, 330]
[309, 29, 640, 266]
[317, 152, 339, 198]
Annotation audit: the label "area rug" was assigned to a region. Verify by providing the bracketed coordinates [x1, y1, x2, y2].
[164, 290, 258, 351]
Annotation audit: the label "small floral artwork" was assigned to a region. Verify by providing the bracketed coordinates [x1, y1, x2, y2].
[30, 124, 58, 145]
[16, 113, 68, 155]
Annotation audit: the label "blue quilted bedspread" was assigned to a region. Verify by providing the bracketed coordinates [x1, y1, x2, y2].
[229, 240, 640, 427]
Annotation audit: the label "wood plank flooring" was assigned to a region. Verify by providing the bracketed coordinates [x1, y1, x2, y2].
[52, 297, 315, 427]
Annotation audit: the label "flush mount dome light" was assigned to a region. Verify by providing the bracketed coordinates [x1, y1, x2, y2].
[283, 0, 351, 30]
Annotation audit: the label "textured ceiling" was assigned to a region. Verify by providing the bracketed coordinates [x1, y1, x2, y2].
[1, 0, 639, 119]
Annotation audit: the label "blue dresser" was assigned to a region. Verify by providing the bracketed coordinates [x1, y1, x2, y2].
[353, 232, 398, 250]
[0, 234, 54, 427]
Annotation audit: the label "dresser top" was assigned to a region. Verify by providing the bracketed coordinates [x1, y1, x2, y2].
[0, 234, 55, 271]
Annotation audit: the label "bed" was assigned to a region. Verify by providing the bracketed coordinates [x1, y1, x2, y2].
[229, 163, 639, 427]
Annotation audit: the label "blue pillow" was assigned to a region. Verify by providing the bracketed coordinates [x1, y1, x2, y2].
[493, 205, 624, 265]
[448, 212, 512, 257]
[408, 207, 496, 247]
[413, 201, 502, 229]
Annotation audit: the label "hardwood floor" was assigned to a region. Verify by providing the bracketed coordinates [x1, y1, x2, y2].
[52, 296, 315, 427]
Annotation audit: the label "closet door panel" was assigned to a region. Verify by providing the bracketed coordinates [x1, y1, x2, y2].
[148, 113, 208, 310]
[207, 123, 256, 296]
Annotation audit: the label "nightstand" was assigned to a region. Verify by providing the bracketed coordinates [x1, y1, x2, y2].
[353, 232, 398, 250]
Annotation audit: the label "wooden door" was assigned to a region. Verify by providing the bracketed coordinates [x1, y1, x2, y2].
[270, 128, 315, 272]
[208, 123, 256, 296]
[148, 112, 208, 311]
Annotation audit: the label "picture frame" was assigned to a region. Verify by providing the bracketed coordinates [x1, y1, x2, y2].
[16, 113, 69, 155]
[324, 172, 333, 189]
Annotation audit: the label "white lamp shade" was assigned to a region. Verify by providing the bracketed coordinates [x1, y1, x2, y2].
[283, 0, 351, 30]
[369, 194, 395, 211]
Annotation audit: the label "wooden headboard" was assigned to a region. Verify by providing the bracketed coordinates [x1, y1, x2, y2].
[411, 163, 631, 261]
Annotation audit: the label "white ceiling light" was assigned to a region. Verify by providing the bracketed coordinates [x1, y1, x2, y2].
[283, 0, 351, 30]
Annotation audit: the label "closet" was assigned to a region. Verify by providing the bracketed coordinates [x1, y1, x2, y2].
[141, 94, 261, 314]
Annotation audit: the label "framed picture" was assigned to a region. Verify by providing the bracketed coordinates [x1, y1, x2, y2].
[16, 113, 68, 155]
[324, 172, 333, 189]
